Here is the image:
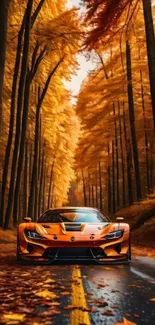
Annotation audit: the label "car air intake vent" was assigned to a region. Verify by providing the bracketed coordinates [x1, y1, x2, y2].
[65, 223, 81, 231]
[42, 225, 51, 229]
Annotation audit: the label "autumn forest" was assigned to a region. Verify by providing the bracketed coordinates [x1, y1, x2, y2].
[0, 0, 155, 229]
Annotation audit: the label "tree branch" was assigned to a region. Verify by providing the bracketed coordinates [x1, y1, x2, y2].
[38, 56, 64, 108]
[31, 45, 47, 80]
[31, 0, 45, 27]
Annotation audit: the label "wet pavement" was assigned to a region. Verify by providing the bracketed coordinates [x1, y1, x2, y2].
[0, 257, 155, 324]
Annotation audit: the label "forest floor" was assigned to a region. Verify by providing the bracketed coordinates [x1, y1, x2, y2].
[0, 228, 16, 259]
[114, 194, 155, 258]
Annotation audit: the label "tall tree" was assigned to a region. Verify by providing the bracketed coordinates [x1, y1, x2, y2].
[84, 0, 155, 131]
[126, 40, 142, 200]
[0, 0, 45, 226]
[3, 0, 33, 229]
[0, 0, 10, 131]
[12, 44, 46, 225]
[141, 0, 155, 132]
[28, 57, 64, 220]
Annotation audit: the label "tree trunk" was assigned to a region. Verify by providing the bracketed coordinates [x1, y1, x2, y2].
[29, 143, 33, 191]
[4, 0, 33, 229]
[113, 103, 120, 208]
[11, 33, 46, 224]
[126, 40, 142, 200]
[140, 69, 150, 194]
[34, 114, 42, 221]
[98, 162, 103, 210]
[51, 184, 55, 209]
[92, 184, 95, 207]
[12, 71, 31, 225]
[107, 142, 112, 213]
[38, 148, 45, 216]
[0, 7, 26, 227]
[112, 140, 116, 213]
[123, 103, 133, 204]
[95, 168, 98, 208]
[28, 58, 63, 220]
[23, 143, 28, 219]
[0, 0, 10, 131]
[118, 101, 126, 206]
[48, 159, 55, 208]
[82, 169, 87, 206]
[88, 173, 91, 206]
[42, 162, 47, 212]
[28, 86, 41, 220]
[0, 0, 45, 227]
[150, 144, 154, 192]
[142, 0, 155, 132]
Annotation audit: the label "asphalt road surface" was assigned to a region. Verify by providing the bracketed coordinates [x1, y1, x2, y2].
[0, 257, 155, 325]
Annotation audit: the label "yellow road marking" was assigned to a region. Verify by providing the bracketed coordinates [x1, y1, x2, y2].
[71, 266, 91, 325]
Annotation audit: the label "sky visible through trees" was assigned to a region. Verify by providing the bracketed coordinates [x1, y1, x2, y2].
[0, 0, 155, 228]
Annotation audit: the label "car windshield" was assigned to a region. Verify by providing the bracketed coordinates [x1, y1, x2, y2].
[38, 209, 110, 223]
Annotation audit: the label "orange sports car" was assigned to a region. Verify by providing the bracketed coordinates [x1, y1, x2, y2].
[17, 207, 131, 264]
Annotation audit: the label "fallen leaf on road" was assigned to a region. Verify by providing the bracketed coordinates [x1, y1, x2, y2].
[44, 302, 60, 306]
[125, 313, 131, 317]
[40, 309, 61, 316]
[97, 284, 107, 288]
[103, 267, 113, 270]
[115, 318, 137, 325]
[128, 284, 141, 288]
[44, 279, 56, 284]
[96, 300, 108, 308]
[112, 305, 120, 309]
[64, 305, 77, 310]
[78, 306, 98, 313]
[35, 282, 44, 286]
[21, 273, 30, 277]
[101, 310, 114, 316]
[134, 314, 140, 318]
[17, 307, 34, 314]
[35, 289, 57, 299]
[60, 291, 70, 295]
[2, 313, 25, 321]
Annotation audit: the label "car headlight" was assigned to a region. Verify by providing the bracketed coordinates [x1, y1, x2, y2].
[25, 230, 44, 239]
[104, 230, 124, 239]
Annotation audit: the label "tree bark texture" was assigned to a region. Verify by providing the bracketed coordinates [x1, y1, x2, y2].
[126, 40, 142, 201]
[0, 0, 10, 132]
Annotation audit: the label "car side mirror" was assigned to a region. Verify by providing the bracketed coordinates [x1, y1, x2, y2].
[23, 217, 32, 222]
[116, 217, 124, 222]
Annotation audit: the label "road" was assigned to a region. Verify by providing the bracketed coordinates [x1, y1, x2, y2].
[0, 257, 155, 325]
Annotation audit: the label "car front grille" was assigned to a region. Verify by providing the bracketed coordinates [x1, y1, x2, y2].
[43, 247, 106, 260]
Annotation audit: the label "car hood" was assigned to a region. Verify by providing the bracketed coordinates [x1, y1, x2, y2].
[33, 222, 129, 236]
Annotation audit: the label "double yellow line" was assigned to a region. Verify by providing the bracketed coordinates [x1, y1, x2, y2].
[71, 267, 91, 325]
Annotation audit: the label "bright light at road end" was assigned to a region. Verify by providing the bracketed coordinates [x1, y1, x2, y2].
[65, 54, 95, 104]
[66, 0, 81, 9]
[65, 0, 95, 104]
